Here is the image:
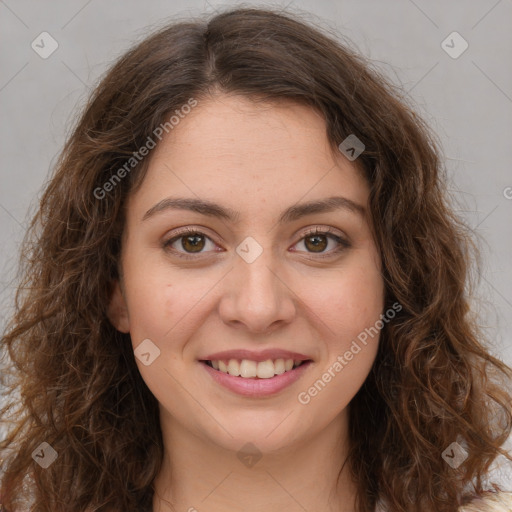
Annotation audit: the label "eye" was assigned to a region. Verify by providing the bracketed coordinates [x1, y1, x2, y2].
[162, 226, 350, 260]
[291, 227, 350, 258]
[163, 227, 220, 259]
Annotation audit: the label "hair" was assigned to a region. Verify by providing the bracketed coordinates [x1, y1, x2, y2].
[1, 6, 511, 512]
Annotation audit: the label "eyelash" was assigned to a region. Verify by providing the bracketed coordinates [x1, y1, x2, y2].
[162, 226, 350, 261]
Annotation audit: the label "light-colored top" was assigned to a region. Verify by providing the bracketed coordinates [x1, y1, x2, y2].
[375, 442, 512, 511]
[374, 492, 512, 512]
[459, 492, 512, 511]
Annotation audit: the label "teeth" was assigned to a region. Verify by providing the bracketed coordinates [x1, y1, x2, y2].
[274, 359, 285, 375]
[227, 359, 240, 376]
[256, 360, 275, 379]
[240, 359, 257, 378]
[209, 358, 306, 379]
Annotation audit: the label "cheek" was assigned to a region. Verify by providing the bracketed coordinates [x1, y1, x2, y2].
[121, 249, 176, 340]
[297, 263, 383, 413]
[309, 254, 384, 343]
[123, 237, 384, 352]
[123, 254, 215, 344]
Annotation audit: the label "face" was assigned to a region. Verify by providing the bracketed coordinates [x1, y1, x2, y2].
[108, 94, 385, 454]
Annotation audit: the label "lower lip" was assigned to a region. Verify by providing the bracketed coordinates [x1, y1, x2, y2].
[200, 361, 312, 397]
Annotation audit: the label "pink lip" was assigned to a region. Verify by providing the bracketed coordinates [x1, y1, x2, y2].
[200, 360, 312, 397]
[200, 349, 312, 363]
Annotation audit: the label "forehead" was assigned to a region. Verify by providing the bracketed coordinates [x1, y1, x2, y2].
[127, 94, 369, 222]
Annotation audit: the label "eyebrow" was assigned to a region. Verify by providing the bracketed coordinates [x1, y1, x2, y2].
[142, 195, 365, 224]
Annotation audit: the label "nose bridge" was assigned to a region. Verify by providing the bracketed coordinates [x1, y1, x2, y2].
[220, 234, 295, 332]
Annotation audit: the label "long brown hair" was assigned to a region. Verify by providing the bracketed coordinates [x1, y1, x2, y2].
[1, 7, 511, 512]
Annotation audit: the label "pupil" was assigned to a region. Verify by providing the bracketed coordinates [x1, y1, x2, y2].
[181, 234, 327, 254]
[183, 234, 204, 252]
[306, 235, 326, 252]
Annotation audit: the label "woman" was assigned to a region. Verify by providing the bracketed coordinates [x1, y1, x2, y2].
[1, 7, 511, 512]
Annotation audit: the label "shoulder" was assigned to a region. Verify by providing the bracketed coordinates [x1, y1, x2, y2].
[375, 492, 512, 512]
[459, 491, 512, 511]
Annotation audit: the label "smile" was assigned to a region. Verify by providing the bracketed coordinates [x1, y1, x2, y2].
[199, 358, 313, 397]
[205, 357, 307, 378]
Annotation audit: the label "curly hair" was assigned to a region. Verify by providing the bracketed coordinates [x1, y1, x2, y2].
[1, 6, 511, 512]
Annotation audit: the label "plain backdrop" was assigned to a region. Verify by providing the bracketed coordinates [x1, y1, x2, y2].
[0, 3, 511, 379]
[0, 0, 511, 492]
[1, 0, 510, 362]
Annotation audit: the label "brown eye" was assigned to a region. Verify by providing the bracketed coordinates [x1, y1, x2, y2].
[163, 226, 350, 261]
[163, 228, 219, 259]
[292, 227, 350, 258]
[181, 233, 206, 253]
[304, 233, 328, 253]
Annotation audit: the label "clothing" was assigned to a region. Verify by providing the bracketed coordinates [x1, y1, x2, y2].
[458, 492, 512, 511]
[374, 492, 512, 511]
[374, 445, 512, 511]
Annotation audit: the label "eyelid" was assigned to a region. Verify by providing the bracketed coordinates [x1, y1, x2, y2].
[162, 225, 350, 260]
[292, 226, 350, 259]
[162, 226, 222, 259]
[163, 225, 219, 243]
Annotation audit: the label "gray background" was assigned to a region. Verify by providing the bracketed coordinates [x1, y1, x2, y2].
[1, 1, 511, 361]
[0, 0, 511, 490]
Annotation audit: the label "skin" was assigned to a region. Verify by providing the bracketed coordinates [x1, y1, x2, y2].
[108, 94, 385, 512]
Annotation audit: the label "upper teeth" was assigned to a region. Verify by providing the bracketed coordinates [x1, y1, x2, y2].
[210, 358, 303, 379]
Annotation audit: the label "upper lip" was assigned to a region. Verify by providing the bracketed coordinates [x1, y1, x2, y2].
[200, 349, 313, 363]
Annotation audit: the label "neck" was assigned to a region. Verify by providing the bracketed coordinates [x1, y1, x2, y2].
[152, 409, 358, 512]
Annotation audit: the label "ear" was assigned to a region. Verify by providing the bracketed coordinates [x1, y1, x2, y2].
[107, 279, 130, 333]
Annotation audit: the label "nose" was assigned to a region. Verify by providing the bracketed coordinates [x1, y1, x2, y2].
[218, 244, 297, 335]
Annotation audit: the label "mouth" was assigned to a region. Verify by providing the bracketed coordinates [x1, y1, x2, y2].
[200, 358, 311, 379]
[199, 357, 313, 397]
